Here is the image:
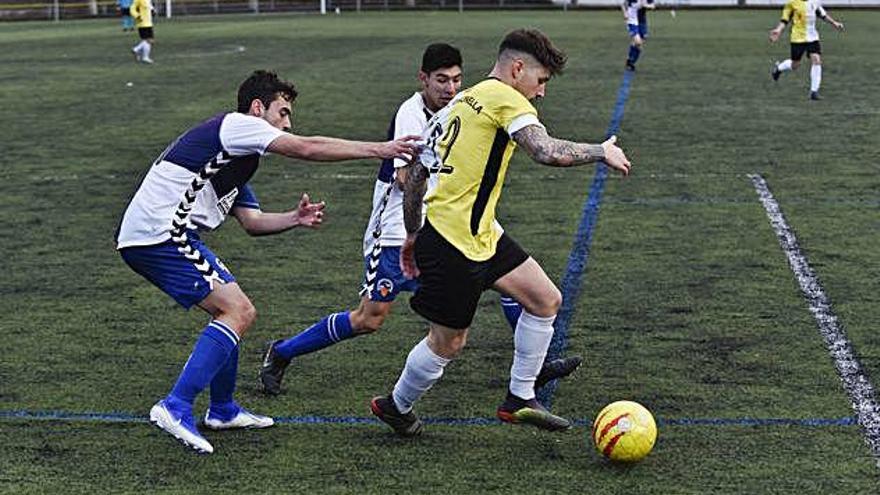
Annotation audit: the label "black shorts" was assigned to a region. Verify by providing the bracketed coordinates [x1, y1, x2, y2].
[138, 27, 154, 40]
[791, 41, 821, 61]
[410, 220, 529, 330]
[119, 6, 130, 16]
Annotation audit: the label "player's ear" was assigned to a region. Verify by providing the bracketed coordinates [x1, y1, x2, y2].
[249, 99, 265, 117]
[511, 58, 525, 80]
[418, 70, 429, 87]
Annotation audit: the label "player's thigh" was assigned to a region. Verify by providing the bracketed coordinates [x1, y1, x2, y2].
[492, 257, 560, 318]
[119, 239, 236, 310]
[790, 42, 808, 62]
[410, 222, 483, 330]
[361, 246, 418, 303]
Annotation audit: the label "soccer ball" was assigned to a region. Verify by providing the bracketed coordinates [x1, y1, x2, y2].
[591, 400, 657, 462]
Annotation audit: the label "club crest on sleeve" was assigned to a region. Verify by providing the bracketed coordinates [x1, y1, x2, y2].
[378, 279, 394, 298]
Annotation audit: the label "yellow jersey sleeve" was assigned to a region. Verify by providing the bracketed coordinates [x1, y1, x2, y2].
[781, 1, 794, 23]
[425, 79, 540, 261]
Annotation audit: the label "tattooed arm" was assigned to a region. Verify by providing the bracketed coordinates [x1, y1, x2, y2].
[401, 159, 430, 235]
[398, 157, 430, 278]
[512, 124, 632, 175]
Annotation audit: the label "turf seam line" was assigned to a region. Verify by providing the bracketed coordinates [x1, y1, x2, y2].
[539, 68, 636, 408]
[0, 409, 857, 428]
[749, 173, 880, 468]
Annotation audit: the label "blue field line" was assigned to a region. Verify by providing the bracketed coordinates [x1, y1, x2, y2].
[0, 409, 856, 428]
[538, 69, 636, 407]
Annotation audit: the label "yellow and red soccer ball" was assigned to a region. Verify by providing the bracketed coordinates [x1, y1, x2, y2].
[591, 400, 657, 462]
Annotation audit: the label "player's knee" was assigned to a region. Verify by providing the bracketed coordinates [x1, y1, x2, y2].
[429, 330, 467, 359]
[232, 298, 257, 334]
[531, 288, 562, 318]
[355, 313, 385, 334]
[791, 60, 801, 70]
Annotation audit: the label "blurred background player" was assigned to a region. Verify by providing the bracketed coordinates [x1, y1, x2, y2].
[117, 0, 134, 32]
[130, 0, 154, 63]
[769, 0, 844, 100]
[116, 70, 419, 454]
[258, 44, 582, 397]
[369, 29, 632, 437]
[623, 0, 655, 71]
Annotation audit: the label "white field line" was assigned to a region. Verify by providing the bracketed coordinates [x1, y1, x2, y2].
[750, 173, 880, 467]
[164, 45, 247, 59]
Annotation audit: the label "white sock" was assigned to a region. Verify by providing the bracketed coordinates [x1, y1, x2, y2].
[778, 59, 793, 72]
[509, 311, 556, 400]
[142, 41, 152, 60]
[392, 338, 450, 413]
[132, 41, 144, 53]
[810, 64, 822, 92]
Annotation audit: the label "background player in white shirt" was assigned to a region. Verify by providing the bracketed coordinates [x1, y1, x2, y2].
[259, 44, 582, 398]
[117, 70, 418, 454]
[623, 0, 655, 71]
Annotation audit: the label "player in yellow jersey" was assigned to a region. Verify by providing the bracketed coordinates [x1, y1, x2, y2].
[130, 0, 155, 64]
[369, 29, 631, 437]
[769, 0, 844, 100]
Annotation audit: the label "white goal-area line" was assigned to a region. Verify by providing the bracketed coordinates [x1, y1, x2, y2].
[749, 173, 880, 467]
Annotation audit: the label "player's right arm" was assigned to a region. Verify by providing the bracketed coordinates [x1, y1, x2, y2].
[399, 157, 430, 278]
[266, 133, 420, 162]
[769, 2, 792, 42]
[512, 125, 631, 176]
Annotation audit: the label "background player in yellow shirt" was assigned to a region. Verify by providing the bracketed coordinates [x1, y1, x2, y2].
[369, 29, 631, 436]
[130, 0, 155, 64]
[769, 0, 844, 100]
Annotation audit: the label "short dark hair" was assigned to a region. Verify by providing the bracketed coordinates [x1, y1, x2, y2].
[498, 29, 567, 76]
[421, 43, 463, 74]
[237, 70, 297, 113]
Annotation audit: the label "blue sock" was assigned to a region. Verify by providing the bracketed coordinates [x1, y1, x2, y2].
[168, 320, 239, 411]
[275, 312, 354, 360]
[500, 296, 523, 332]
[628, 45, 641, 64]
[209, 345, 238, 414]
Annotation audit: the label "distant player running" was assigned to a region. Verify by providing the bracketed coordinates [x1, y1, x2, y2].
[769, 0, 844, 100]
[369, 30, 632, 437]
[623, 0, 655, 71]
[116, 70, 418, 454]
[259, 44, 581, 397]
[129, 0, 155, 63]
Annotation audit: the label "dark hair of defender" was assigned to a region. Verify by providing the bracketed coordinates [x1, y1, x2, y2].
[237, 70, 298, 113]
[499, 29, 567, 76]
[421, 43, 463, 74]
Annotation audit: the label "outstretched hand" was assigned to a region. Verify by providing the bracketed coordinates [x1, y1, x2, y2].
[601, 135, 632, 176]
[768, 28, 782, 43]
[293, 193, 325, 228]
[399, 234, 420, 279]
[381, 135, 422, 161]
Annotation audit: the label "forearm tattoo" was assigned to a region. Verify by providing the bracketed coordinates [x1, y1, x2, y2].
[402, 160, 429, 234]
[513, 125, 606, 167]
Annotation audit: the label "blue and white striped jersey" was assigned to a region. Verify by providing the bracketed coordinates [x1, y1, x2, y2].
[116, 112, 284, 249]
[362, 92, 437, 256]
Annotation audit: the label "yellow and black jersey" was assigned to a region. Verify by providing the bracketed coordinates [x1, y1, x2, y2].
[781, 0, 826, 43]
[419, 78, 542, 261]
[130, 0, 153, 28]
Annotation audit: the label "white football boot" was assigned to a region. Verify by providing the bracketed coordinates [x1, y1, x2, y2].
[204, 405, 275, 430]
[149, 400, 214, 454]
